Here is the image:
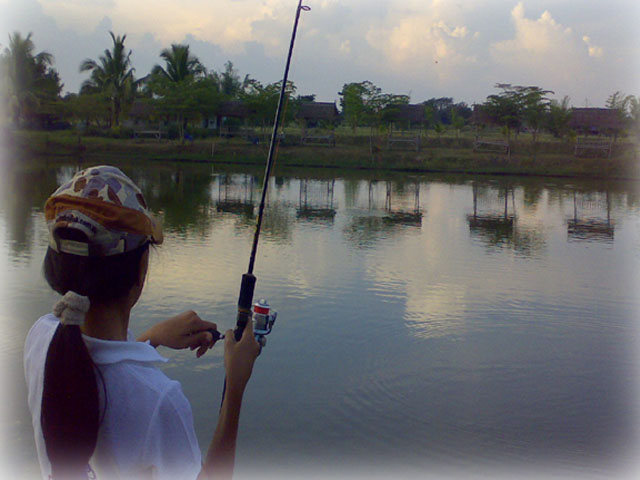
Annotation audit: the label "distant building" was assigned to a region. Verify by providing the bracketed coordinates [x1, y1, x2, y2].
[569, 108, 624, 135]
[385, 104, 425, 129]
[205, 100, 255, 130]
[296, 101, 339, 127]
[124, 100, 162, 130]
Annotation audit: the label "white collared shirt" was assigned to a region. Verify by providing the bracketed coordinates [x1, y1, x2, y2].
[24, 314, 202, 480]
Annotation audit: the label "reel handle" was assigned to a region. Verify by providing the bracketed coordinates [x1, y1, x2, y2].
[234, 273, 256, 341]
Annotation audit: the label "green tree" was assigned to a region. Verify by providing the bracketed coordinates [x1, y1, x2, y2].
[433, 122, 445, 143]
[607, 91, 640, 130]
[152, 43, 205, 83]
[423, 104, 436, 130]
[483, 88, 522, 142]
[151, 77, 221, 143]
[424, 97, 454, 124]
[339, 82, 369, 133]
[339, 81, 408, 132]
[423, 97, 472, 127]
[214, 61, 246, 99]
[605, 91, 634, 139]
[606, 91, 632, 113]
[69, 92, 113, 128]
[376, 93, 410, 129]
[546, 96, 572, 139]
[450, 109, 465, 140]
[0, 32, 62, 126]
[628, 96, 640, 138]
[241, 79, 296, 131]
[483, 84, 551, 143]
[80, 32, 135, 127]
[149, 43, 212, 142]
[522, 86, 553, 144]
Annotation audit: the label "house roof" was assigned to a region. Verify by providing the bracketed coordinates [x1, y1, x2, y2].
[296, 102, 339, 121]
[569, 108, 624, 131]
[386, 104, 425, 123]
[217, 100, 254, 118]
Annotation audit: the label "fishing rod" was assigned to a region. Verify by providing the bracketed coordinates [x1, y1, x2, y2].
[233, 0, 310, 344]
[212, 0, 309, 410]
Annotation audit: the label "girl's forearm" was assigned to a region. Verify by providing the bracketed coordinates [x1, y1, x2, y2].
[199, 385, 245, 480]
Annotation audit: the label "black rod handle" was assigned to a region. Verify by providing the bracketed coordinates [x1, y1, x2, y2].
[234, 273, 256, 341]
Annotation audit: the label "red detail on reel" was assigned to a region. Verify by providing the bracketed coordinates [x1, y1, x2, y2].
[254, 300, 270, 315]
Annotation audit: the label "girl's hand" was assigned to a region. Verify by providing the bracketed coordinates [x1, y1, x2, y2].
[138, 311, 220, 358]
[223, 320, 260, 395]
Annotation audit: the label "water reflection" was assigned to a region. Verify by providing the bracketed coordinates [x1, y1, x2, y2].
[468, 181, 515, 242]
[297, 178, 336, 223]
[567, 189, 615, 243]
[2, 159, 640, 478]
[0, 166, 60, 259]
[467, 181, 545, 255]
[150, 168, 219, 237]
[2, 162, 637, 262]
[381, 180, 422, 226]
[216, 173, 256, 218]
[343, 179, 423, 249]
[260, 202, 293, 244]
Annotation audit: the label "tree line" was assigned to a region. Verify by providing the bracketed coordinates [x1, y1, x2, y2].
[1, 31, 639, 143]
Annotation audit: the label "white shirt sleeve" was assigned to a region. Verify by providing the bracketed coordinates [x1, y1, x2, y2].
[142, 383, 202, 480]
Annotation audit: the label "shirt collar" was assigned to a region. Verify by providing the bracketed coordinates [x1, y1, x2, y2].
[83, 334, 168, 365]
[43, 312, 168, 365]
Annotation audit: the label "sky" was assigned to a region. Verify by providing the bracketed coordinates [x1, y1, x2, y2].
[1, 0, 639, 108]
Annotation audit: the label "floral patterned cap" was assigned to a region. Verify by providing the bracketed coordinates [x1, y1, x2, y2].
[45, 165, 163, 256]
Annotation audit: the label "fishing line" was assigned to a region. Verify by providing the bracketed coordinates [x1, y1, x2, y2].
[215, 1, 309, 408]
[233, 0, 310, 341]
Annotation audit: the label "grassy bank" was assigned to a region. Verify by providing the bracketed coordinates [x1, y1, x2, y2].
[4, 129, 639, 180]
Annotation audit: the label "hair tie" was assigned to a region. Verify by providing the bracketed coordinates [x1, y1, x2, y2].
[53, 291, 90, 326]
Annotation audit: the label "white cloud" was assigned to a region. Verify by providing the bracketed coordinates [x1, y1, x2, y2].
[489, 2, 606, 91]
[37, 0, 287, 52]
[491, 3, 575, 59]
[363, 8, 479, 86]
[582, 35, 604, 58]
[339, 40, 351, 56]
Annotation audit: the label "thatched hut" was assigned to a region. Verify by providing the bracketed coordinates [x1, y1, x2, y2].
[125, 100, 159, 128]
[217, 100, 253, 120]
[569, 108, 624, 135]
[208, 100, 256, 134]
[296, 102, 339, 127]
[385, 104, 425, 129]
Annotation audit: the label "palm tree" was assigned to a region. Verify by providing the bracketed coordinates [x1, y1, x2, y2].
[1, 32, 55, 125]
[80, 32, 135, 127]
[151, 44, 205, 83]
[150, 44, 206, 142]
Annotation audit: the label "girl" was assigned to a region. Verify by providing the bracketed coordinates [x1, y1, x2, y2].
[24, 165, 260, 479]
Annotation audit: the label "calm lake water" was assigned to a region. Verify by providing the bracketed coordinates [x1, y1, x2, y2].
[1, 157, 639, 479]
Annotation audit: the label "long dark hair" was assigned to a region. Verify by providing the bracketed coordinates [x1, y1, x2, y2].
[41, 228, 149, 479]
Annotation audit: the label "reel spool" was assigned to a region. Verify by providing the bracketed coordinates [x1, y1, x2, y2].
[252, 299, 277, 348]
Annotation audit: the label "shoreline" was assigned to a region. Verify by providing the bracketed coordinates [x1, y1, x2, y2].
[4, 129, 639, 181]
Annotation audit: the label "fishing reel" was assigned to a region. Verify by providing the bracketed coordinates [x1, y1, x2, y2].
[208, 298, 276, 351]
[252, 299, 277, 350]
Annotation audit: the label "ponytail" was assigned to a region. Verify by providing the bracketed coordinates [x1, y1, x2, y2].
[41, 322, 99, 479]
[40, 228, 149, 479]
